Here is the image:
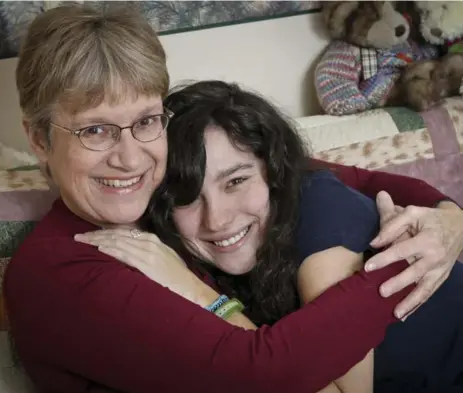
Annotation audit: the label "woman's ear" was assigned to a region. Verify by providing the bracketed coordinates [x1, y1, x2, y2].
[22, 118, 50, 164]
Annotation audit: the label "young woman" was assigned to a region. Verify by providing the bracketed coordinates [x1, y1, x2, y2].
[81, 81, 463, 393]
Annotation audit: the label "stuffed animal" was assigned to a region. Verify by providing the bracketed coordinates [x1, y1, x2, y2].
[417, 1, 463, 54]
[387, 52, 463, 111]
[386, 58, 440, 111]
[315, 1, 440, 116]
[387, 2, 463, 111]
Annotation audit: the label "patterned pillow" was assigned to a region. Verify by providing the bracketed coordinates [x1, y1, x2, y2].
[0, 258, 9, 331]
[0, 166, 57, 332]
[0, 167, 57, 256]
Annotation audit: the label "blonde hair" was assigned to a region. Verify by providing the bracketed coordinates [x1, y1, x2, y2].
[16, 4, 169, 130]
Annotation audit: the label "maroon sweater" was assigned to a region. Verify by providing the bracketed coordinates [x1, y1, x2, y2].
[4, 165, 447, 393]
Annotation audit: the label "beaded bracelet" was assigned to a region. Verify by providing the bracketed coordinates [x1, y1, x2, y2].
[205, 294, 229, 313]
[215, 298, 245, 320]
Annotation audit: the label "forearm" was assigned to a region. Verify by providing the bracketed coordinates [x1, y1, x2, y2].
[24, 240, 411, 393]
[46, 265, 411, 393]
[298, 249, 374, 393]
[184, 274, 258, 330]
[334, 350, 374, 393]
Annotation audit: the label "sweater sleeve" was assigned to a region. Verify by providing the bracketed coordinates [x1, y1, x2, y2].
[5, 238, 412, 393]
[310, 160, 450, 208]
[315, 41, 369, 116]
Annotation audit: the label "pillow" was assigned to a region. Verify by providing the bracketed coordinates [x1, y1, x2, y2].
[0, 167, 57, 259]
[0, 166, 54, 390]
[0, 144, 37, 171]
[0, 167, 57, 333]
[0, 258, 9, 331]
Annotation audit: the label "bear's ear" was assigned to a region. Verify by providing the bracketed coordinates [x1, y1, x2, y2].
[365, 1, 410, 48]
[323, 1, 388, 47]
[322, 1, 359, 40]
[347, 2, 384, 47]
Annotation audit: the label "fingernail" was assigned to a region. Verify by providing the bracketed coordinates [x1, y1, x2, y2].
[398, 304, 421, 322]
[395, 309, 405, 320]
[365, 262, 375, 272]
[74, 234, 83, 240]
[380, 285, 390, 297]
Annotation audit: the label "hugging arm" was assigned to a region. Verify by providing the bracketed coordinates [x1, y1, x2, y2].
[295, 172, 403, 393]
[6, 238, 411, 393]
[298, 248, 373, 393]
[313, 160, 463, 317]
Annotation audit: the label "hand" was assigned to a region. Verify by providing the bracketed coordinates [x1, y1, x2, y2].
[365, 191, 463, 319]
[74, 228, 210, 305]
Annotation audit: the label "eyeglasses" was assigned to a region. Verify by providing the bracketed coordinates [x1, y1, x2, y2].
[50, 109, 174, 151]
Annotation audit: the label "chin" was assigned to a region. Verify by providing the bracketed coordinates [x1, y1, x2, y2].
[102, 207, 146, 226]
[219, 260, 256, 276]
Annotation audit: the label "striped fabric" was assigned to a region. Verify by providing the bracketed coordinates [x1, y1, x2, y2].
[360, 48, 378, 80]
[315, 40, 440, 116]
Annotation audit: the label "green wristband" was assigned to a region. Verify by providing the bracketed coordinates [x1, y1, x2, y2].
[214, 298, 245, 320]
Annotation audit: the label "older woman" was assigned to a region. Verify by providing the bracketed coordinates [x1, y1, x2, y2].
[4, 4, 463, 393]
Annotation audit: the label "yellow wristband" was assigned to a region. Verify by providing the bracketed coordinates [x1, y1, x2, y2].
[214, 298, 245, 320]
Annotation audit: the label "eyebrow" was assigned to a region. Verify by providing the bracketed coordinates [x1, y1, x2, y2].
[216, 163, 255, 181]
[74, 106, 163, 127]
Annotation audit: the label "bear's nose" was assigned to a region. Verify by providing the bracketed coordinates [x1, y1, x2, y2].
[395, 25, 406, 37]
[431, 27, 442, 37]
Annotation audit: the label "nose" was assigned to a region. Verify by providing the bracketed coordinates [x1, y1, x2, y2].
[430, 27, 442, 38]
[203, 199, 233, 232]
[395, 25, 406, 37]
[107, 130, 143, 170]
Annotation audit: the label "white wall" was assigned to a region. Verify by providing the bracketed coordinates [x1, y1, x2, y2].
[0, 12, 329, 152]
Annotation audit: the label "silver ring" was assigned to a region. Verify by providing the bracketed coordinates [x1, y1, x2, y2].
[130, 228, 142, 238]
[407, 255, 418, 265]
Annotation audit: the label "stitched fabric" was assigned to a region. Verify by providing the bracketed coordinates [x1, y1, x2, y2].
[361, 48, 378, 80]
[316, 40, 440, 116]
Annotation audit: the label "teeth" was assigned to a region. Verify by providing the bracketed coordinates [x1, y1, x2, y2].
[97, 176, 141, 188]
[214, 226, 250, 247]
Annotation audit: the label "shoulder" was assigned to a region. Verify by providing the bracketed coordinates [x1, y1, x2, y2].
[296, 170, 379, 260]
[299, 170, 376, 214]
[5, 234, 123, 306]
[4, 199, 148, 322]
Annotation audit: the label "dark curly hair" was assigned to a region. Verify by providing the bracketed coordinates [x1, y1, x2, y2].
[142, 80, 310, 326]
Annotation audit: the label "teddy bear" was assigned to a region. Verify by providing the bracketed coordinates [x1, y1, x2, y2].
[386, 1, 463, 111]
[386, 52, 463, 111]
[417, 1, 463, 53]
[315, 1, 440, 116]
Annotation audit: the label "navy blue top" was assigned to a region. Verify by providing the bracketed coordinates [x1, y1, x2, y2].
[296, 170, 379, 261]
[296, 170, 463, 393]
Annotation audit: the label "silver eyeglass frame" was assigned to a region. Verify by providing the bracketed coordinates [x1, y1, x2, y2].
[50, 108, 174, 151]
